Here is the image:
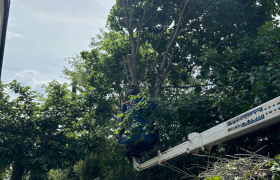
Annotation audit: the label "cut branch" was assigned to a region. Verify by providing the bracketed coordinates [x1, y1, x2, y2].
[179, 146, 275, 179]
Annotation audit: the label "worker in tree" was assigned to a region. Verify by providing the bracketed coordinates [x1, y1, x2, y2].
[121, 85, 159, 163]
[125, 84, 140, 101]
[124, 84, 141, 163]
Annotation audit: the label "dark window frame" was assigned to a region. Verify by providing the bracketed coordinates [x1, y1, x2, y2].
[0, 0, 10, 81]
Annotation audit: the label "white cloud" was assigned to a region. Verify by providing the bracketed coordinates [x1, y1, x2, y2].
[12, 70, 52, 91]
[3, 70, 50, 100]
[7, 31, 24, 39]
[2, 0, 114, 92]
[4, 70, 70, 100]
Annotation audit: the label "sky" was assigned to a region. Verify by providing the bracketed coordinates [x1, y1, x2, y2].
[2, 1, 280, 96]
[2, 0, 116, 93]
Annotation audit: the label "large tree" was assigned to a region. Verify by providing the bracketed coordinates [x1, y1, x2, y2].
[107, 0, 279, 97]
[60, 2, 280, 178]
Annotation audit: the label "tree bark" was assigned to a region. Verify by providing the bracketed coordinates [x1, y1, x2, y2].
[155, 76, 162, 98]
[11, 162, 24, 180]
[127, 54, 139, 87]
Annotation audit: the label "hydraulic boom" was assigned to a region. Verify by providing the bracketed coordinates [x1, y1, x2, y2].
[133, 96, 280, 171]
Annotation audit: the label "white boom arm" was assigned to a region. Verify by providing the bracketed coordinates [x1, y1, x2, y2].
[133, 96, 280, 171]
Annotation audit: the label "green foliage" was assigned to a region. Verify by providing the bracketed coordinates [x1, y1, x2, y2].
[48, 168, 79, 180]
[205, 176, 221, 180]
[61, 17, 280, 179]
[27, 1, 280, 179]
[73, 138, 139, 180]
[269, 159, 280, 179]
[0, 80, 99, 179]
[106, 19, 280, 179]
[107, 0, 277, 96]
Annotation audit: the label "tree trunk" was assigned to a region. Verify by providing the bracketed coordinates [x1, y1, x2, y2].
[155, 76, 162, 98]
[71, 80, 77, 94]
[127, 54, 139, 87]
[11, 162, 24, 180]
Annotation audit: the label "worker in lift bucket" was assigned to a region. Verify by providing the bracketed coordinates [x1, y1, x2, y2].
[125, 84, 140, 101]
[124, 84, 141, 163]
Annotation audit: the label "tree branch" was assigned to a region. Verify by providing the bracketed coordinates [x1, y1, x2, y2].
[162, 84, 216, 89]
[159, 0, 190, 79]
[181, 3, 196, 24]
[122, 56, 132, 85]
[162, 58, 196, 80]
[122, 0, 139, 85]
[129, 0, 137, 30]
[154, 6, 176, 50]
[153, 51, 163, 80]
[179, 0, 218, 35]
[214, 26, 242, 50]
[160, 1, 220, 79]
[162, 48, 175, 76]
[135, 0, 151, 67]
[122, 0, 130, 31]
[166, 0, 190, 53]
